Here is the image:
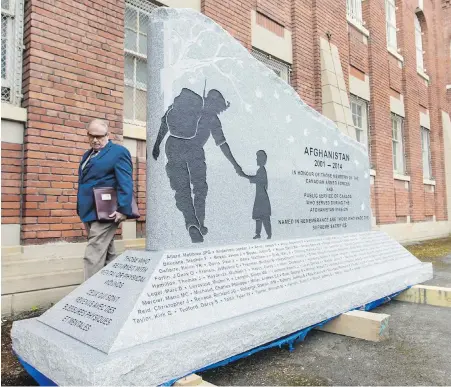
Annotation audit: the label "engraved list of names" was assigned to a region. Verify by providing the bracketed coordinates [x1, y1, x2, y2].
[129, 232, 409, 334]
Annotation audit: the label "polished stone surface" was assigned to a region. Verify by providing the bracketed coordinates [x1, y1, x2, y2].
[146, 8, 370, 250]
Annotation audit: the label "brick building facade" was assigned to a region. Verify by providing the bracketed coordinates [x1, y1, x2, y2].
[1, 0, 451, 314]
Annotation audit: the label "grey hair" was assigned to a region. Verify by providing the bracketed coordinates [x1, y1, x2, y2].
[87, 119, 109, 132]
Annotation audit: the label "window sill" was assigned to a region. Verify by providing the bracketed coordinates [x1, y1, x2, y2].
[370, 169, 376, 177]
[1, 103, 27, 122]
[417, 69, 430, 82]
[423, 179, 436, 186]
[387, 47, 404, 63]
[446, 85, 451, 90]
[347, 17, 370, 37]
[393, 173, 410, 182]
[123, 122, 146, 140]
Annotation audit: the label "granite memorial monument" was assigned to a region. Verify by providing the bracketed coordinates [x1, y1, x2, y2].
[12, 8, 432, 386]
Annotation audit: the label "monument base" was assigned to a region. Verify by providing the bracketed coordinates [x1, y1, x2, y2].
[13, 287, 406, 387]
[13, 232, 432, 385]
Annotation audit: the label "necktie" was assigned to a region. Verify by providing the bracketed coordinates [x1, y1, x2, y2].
[82, 150, 99, 171]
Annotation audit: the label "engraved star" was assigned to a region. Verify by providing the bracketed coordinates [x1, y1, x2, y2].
[255, 89, 263, 98]
[287, 136, 295, 143]
[286, 115, 292, 123]
[304, 128, 309, 136]
[364, 172, 369, 179]
[354, 159, 359, 166]
[334, 140, 338, 147]
[274, 91, 279, 99]
[322, 137, 328, 144]
[245, 103, 252, 113]
[361, 203, 365, 211]
[188, 77, 196, 84]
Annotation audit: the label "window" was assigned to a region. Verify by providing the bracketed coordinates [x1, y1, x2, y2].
[1, 0, 25, 105]
[421, 126, 432, 179]
[346, 0, 363, 27]
[385, 0, 397, 50]
[350, 95, 370, 150]
[251, 49, 291, 84]
[124, 0, 158, 125]
[414, 15, 424, 72]
[391, 114, 405, 174]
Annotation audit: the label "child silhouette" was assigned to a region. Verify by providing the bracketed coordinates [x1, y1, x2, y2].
[241, 150, 272, 239]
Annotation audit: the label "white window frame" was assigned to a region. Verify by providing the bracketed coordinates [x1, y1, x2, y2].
[1, 0, 25, 105]
[391, 113, 405, 174]
[414, 14, 424, 72]
[350, 95, 370, 151]
[346, 0, 363, 27]
[251, 48, 291, 85]
[124, 0, 158, 126]
[385, 0, 398, 50]
[421, 126, 432, 180]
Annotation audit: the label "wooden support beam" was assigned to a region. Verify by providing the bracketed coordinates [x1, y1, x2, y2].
[174, 374, 203, 386]
[316, 310, 390, 342]
[174, 374, 216, 386]
[394, 285, 451, 308]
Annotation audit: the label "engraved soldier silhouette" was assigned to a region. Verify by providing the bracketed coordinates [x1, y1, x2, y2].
[240, 150, 272, 239]
[152, 85, 243, 243]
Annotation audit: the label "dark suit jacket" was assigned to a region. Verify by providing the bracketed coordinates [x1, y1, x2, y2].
[77, 140, 133, 223]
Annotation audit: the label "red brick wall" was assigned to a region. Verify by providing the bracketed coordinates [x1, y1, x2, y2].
[370, 182, 376, 219]
[397, 0, 424, 222]
[426, 1, 448, 220]
[135, 140, 147, 238]
[394, 180, 409, 216]
[418, 82, 429, 108]
[388, 56, 402, 93]
[366, 0, 396, 224]
[1, 143, 23, 227]
[313, 0, 350, 110]
[202, 0, 253, 49]
[256, 0, 291, 29]
[424, 189, 435, 216]
[349, 25, 369, 74]
[293, 0, 350, 111]
[9, 0, 450, 246]
[444, 1, 451, 107]
[290, 0, 315, 108]
[21, 0, 125, 244]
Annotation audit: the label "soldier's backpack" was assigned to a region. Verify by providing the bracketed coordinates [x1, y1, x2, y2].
[166, 88, 203, 139]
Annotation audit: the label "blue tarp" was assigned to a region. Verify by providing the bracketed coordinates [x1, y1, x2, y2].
[16, 354, 57, 386]
[15, 288, 407, 386]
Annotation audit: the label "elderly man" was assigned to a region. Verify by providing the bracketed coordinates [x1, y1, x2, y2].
[77, 119, 134, 280]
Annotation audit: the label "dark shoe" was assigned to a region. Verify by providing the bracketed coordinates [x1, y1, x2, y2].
[189, 226, 204, 243]
[200, 225, 208, 236]
[253, 234, 261, 239]
[267, 235, 272, 239]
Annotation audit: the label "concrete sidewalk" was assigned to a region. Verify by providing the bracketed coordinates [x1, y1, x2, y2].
[424, 254, 451, 287]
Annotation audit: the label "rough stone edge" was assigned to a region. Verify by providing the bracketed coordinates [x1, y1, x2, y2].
[149, 7, 368, 157]
[12, 263, 432, 386]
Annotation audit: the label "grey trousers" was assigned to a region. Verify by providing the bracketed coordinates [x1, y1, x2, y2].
[83, 221, 119, 280]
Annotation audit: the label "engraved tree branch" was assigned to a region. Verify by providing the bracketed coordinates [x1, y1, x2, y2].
[167, 24, 251, 111]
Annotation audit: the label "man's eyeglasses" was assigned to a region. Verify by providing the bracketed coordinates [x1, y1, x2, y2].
[88, 133, 108, 140]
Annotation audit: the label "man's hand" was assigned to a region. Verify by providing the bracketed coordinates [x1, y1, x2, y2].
[109, 211, 127, 223]
[152, 146, 160, 161]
